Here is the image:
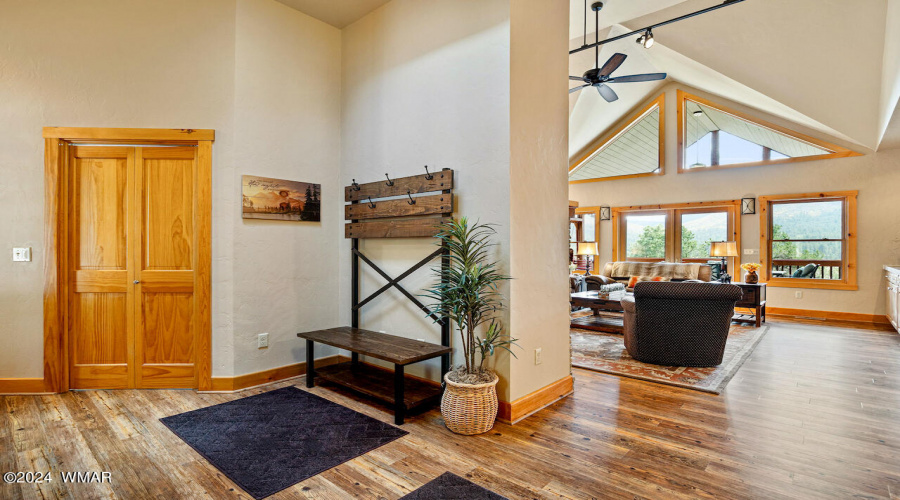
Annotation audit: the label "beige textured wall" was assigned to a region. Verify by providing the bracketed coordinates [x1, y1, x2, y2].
[341, 0, 573, 402]
[508, 0, 571, 401]
[231, 0, 342, 376]
[339, 0, 514, 398]
[569, 83, 900, 317]
[0, 0, 342, 378]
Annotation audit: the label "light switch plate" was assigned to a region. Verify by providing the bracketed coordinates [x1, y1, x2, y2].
[13, 247, 31, 262]
[743, 249, 757, 255]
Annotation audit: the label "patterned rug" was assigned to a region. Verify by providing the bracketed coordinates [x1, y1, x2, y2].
[161, 386, 407, 499]
[401, 472, 508, 499]
[571, 321, 769, 394]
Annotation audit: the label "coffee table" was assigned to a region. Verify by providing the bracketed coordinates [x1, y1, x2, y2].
[570, 290, 630, 334]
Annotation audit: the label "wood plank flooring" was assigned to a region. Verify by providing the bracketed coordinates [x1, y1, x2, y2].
[2, 318, 899, 499]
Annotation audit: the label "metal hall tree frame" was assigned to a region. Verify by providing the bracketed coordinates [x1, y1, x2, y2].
[299, 168, 454, 424]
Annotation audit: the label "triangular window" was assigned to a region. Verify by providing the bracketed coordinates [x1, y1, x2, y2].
[679, 91, 859, 172]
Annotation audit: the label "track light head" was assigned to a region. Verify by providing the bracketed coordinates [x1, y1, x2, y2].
[693, 110, 704, 117]
[636, 29, 654, 49]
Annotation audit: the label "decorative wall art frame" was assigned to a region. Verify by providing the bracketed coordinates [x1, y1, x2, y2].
[242, 175, 321, 221]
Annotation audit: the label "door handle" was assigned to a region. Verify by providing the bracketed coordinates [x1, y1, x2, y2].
[134, 280, 140, 284]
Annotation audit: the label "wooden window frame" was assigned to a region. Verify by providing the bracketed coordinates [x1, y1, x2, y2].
[42, 127, 214, 393]
[612, 200, 741, 270]
[758, 191, 858, 291]
[569, 93, 665, 184]
[676, 90, 861, 174]
[572, 206, 601, 274]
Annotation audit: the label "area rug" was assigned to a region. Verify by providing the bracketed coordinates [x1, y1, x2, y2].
[571, 322, 769, 394]
[400, 472, 509, 500]
[160, 386, 407, 499]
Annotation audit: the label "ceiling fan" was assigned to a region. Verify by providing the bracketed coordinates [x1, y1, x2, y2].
[569, 2, 667, 102]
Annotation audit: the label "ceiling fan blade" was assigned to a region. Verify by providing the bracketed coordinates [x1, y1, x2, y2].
[598, 53, 627, 78]
[606, 73, 668, 84]
[569, 76, 586, 81]
[569, 84, 589, 94]
[596, 84, 618, 102]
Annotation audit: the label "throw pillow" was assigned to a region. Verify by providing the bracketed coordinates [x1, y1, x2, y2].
[627, 276, 671, 288]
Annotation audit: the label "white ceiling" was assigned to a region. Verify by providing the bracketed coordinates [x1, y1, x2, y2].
[568, 0, 688, 42]
[569, 0, 900, 159]
[274, 0, 390, 28]
[570, 108, 660, 181]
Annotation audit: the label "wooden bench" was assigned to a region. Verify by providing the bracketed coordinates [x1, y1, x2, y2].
[298, 327, 451, 424]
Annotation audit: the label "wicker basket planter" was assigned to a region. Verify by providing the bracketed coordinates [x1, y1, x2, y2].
[441, 372, 499, 435]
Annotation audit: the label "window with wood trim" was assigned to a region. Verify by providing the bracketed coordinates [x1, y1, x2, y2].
[612, 200, 740, 270]
[569, 93, 665, 183]
[570, 206, 600, 274]
[677, 90, 860, 173]
[759, 192, 858, 290]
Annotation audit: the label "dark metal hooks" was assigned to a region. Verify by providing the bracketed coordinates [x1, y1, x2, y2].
[351, 179, 360, 191]
[367, 196, 376, 209]
[424, 165, 433, 180]
[385, 173, 394, 186]
[406, 190, 416, 205]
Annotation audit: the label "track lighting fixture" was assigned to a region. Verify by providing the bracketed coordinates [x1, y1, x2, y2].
[636, 29, 654, 49]
[570, 0, 745, 56]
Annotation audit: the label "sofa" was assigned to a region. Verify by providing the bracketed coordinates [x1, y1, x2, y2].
[622, 281, 742, 367]
[600, 261, 712, 291]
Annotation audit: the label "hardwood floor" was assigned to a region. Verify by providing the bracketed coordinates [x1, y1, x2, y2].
[2, 318, 899, 499]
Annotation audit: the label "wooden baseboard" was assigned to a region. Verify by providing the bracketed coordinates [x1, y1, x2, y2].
[497, 375, 574, 424]
[0, 378, 51, 395]
[764, 307, 890, 325]
[205, 355, 345, 393]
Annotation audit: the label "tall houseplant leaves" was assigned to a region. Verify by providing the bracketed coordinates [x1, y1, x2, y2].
[423, 217, 517, 377]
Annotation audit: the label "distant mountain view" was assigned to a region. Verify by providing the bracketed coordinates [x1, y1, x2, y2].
[625, 201, 842, 261]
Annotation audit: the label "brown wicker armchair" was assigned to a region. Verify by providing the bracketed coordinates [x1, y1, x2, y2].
[622, 281, 742, 367]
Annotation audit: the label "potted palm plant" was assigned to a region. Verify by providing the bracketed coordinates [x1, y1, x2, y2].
[424, 217, 517, 435]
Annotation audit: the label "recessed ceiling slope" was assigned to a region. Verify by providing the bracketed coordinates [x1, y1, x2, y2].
[622, 0, 887, 150]
[274, 0, 391, 28]
[880, 98, 900, 151]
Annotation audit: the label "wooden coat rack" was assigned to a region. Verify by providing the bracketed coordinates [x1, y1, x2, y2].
[298, 167, 454, 424]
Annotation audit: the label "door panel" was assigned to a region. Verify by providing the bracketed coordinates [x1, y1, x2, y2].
[142, 149, 194, 270]
[71, 293, 128, 365]
[69, 147, 134, 389]
[74, 148, 128, 270]
[141, 292, 194, 364]
[134, 147, 197, 388]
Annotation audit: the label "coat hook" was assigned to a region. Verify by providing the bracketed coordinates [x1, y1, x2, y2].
[424, 165, 434, 180]
[406, 189, 416, 205]
[367, 196, 376, 209]
[385, 173, 394, 186]
[351, 179, 360, 191]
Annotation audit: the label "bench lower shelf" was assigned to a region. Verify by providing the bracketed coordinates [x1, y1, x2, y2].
[315, 361, 443, 410]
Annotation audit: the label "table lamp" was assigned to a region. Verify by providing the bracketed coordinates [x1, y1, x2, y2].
[710, 241, 738, 283]
[576, 242, 599, 276]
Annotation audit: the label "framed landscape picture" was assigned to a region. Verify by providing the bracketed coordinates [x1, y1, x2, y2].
[241, 175, 321, 221]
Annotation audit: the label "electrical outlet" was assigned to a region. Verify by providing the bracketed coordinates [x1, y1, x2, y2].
[257, 333, 269, 348]
[12, 247, 31, 262]
[534, 348, 543, 365]
[743, 249, 757, 255]
[795, 291, 803, 299]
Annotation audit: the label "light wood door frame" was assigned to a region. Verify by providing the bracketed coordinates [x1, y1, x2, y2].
[43, 127, 214, 392]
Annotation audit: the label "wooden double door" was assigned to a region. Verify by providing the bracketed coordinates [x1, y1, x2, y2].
[68, 145, 204, 389]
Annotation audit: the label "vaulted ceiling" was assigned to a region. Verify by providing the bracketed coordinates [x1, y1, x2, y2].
[569, 0, 900, 159]
[274, 0, 390, 28]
